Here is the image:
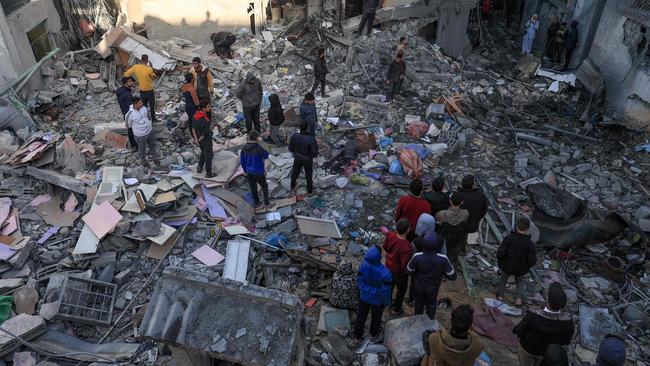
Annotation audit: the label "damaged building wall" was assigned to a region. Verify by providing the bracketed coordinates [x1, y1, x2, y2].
[0, 5, 19, 87]
[588, 0, 650, 115]
[117, 0, 269, 43]
[0, 0, 61, 91]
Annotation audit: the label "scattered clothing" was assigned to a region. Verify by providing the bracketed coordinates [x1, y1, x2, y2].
[299, 101, 318, 136]
[421, 329, 484, 366]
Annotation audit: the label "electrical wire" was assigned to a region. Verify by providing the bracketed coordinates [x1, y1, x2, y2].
[0, 325, 126, 365]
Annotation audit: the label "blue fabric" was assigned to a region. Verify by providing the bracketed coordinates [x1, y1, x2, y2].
[357, 246, 392, 306]
[183, 90, 197, 116]
[240, 143, 268, 175]
[474, 351, 492, 366]
[404, 144, 430, 160]
[596, 336, 626, 366]
[389, 160, 404, 175]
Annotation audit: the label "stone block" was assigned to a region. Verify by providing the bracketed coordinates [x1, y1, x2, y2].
[88, 79, 108, 93]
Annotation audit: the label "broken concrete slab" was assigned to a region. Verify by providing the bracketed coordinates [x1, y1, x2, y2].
[139, 268, 303, 366]
[31, 331, 139, 363]
[0, 314, 47, 356]
[24, 166, 86, 194]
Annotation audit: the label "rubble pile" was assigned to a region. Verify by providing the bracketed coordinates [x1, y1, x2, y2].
[0, 4, 647, 366]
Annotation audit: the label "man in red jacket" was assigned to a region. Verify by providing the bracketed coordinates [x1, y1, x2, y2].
[395, 179, 432, 240]
[383, 219, 412, 315]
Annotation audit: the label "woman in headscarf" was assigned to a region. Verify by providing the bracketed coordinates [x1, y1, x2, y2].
[267, 93, 285, 144]
[522, 14, 539, 55]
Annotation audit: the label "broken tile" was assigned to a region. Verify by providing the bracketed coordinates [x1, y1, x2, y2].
[191, 245, 225, 266]
[82, 201, 123, 239]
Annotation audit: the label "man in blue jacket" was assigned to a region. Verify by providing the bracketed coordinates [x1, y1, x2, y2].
[352, 245, 392, 345]
[116, 76, 137, 151]
[299, 92, 318, 137]
[240, 130, 270, 209]
[289, 121, 319, 194]
[408, 231, 457, 319]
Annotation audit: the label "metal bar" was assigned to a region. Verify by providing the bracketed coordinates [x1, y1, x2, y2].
[458, 257, 478, 297]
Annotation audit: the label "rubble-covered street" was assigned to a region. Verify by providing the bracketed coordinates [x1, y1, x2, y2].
[0, 0, 649, 365]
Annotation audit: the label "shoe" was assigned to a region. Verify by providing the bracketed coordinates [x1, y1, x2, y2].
[369, 333, 381, 343]
[206, 173, 215, 178]
[255, 203, 265, 211]
[390, 309, 404, 316]
[197, 167, 203, 174]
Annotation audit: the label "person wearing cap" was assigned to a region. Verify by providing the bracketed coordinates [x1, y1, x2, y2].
[190, 57, 213, 102]
[593, 335, 626, 366]
[514, 282, 575, 366]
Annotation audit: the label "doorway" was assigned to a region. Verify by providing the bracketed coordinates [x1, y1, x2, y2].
[27, 21, 53, 61]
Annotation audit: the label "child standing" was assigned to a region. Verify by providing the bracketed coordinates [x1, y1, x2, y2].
[240, 130, 270, 209]
[352, 245, 392, 344]
[382, 218, 412, 315]
[496, 217, 537, 305]
[192, 101, 214, 178]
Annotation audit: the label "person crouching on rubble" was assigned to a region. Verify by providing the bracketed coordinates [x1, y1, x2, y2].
[267, 93, 285, 145]
[352, 244, 392, 346]
[514, 282, 574, 366]
[126, 97, 159, 167]
[383, 218, 412, 316]
[299, 92, 318, 136]
[407, 231, 456, 320]
[385, 51, 406, 102]
[192, 101, 214, 178]
[496, 217, 537, 306]
[180, 73, 199, 134]
[240, 130, 270, 209]
[421, 304, 484, 366]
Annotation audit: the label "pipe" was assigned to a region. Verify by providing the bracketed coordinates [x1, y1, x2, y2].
[515, 132, 553, 146]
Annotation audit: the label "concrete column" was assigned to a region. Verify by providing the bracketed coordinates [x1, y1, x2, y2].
[436, 1, 473, 58]
[0, 5, 21, 88]
[567, 0, 606, 69]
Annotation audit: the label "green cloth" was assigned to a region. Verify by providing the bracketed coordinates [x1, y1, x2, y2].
[0, 296, 13, 325]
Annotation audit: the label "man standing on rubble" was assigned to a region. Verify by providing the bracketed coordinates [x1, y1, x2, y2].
[395, 179, 431, 241]
[240, 130, 270, 209]
[435, 193, 469, 264]
[385, 51, 406, 102]
[191, 57, 213, 103]
[181, 73, 200, 133]
[425, 176, 451, 218]
[299, 92, 318, 137]
[116, 76, 137, 152]
[357, 0, 380, 37]
[192, 101, 214, 178]
[455, 175, 488, 254]
[496, 217, 537, 306]
[522, 14, 539, 55]
[310, 48, 328, 97]
[383, 218, 412, 316]
[124, 55, 158, 122]
[236, 72, 264, 133]
[126, 97, 159, 167]
[289, 121, 318, 195]
[514, 282, 574, 366]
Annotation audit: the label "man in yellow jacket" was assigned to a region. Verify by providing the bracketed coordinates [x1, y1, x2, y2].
[421, 304, 484, 366]
[124, 55, 158, 122]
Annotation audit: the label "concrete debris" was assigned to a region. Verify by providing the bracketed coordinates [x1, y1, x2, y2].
[0, 2, 647, 365]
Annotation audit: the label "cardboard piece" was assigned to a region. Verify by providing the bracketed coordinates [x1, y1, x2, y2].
[146, 232, 177, 259]
[29, 195, 51, 207]
[36, 198, 80, 227]
[191, 245, 225, 266]
[295, 215, 342, 238]
[0, 214, 17, 236]
[153, 191, 176, 205]
[82, 201, 123, 239]
[201, 185, 227, 219]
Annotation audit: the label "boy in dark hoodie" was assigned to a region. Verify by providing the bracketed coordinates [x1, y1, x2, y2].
[240, 130, 270, 209]
[593, 335, 626, 366]
[455, 175, 488, 254]
[289, 121, 319, 194]
[180, 73, 200, 131]
[235, 72, 263, 133]
[421, 304, 484, 366]
[192, 101, 214, 178]
[407, 231, 456, 320]
[382, 218, 412, 315]
[299, 92, 318, 136]
[424, 176, 450, 218]
[267, 93, 285, 145]
[311, 48, 328, 97]
[435, 193, 469, 264]
[496, 217, 537, 306]
[116, 77, 137, 151]
[352, 245, 392, 344]
[514, 282, 574, 365]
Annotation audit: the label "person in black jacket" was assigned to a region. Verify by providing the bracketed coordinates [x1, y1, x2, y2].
[424, 176, 450, 219]
[357, 0, 380, 37]
[267, 94, 285, 145]
[514, 282, 574, 366]
[310, 48, 328, 97]
[191, 101, 214, 178]
[564, 20, 579, 70]
[496, 217, 537, 305]
[407, 231, 456, 320]
[289, 121, 319, 194]
[385, 51, 406, 101]
[116, 77, 137, 151]
[455, 175, 488, 254]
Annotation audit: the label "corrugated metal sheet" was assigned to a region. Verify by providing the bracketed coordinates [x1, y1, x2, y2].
[622, 0, 650, 26]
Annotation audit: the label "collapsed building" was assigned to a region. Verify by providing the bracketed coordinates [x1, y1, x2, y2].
[0, 0, 648, 365]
